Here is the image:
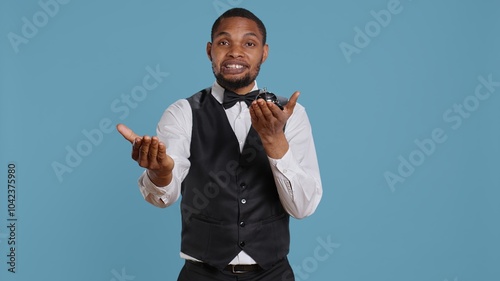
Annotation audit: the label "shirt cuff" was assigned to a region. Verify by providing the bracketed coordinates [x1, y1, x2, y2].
[268, 149, 296, 195]
[268, 149, 296, 178]
[138, 170, 174, 204]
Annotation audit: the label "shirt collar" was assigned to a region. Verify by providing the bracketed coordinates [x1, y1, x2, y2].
[211, 80, 259, 104]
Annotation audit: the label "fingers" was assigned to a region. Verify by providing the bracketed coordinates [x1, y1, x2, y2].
[157, 141, 166, 162]
[136, 136, 168, 170]
[284, 91, 300, 113]
[116, 123, 140, 143]
[118, 123, 171, 172]
[138, 136, 152, 167]
[131, 137, 142, 160]
[251, 99, 280, 122]
[148, 137, 159, 163]
[251, 91, 300, 121]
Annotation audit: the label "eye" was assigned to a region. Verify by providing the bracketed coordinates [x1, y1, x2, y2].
[218, 40, 229, 46]
[245, 42, 256, 47]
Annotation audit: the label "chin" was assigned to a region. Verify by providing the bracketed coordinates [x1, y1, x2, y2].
[215, 73, 255, 90]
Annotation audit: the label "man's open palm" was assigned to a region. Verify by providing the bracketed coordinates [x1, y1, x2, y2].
[116, 123, 174, 186]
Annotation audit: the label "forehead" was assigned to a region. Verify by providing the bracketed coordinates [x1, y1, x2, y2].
[213, 17, 263, 41]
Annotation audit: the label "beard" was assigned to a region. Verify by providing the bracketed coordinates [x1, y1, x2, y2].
[213, 63, 261, 92]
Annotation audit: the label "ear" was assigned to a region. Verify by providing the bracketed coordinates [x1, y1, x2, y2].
[261, 44, 269, 64]
[206, 42, 212, 61]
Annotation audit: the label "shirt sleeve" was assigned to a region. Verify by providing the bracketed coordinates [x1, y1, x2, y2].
[268, 104, 323, 219]
[137, 99, 192, 208]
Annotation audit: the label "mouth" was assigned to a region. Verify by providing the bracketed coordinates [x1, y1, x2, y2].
[221, 61, 248, 75]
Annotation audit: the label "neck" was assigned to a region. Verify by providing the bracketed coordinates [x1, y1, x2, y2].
[222, 81, 256, 95]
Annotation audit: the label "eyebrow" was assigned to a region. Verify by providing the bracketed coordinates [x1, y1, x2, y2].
[214, 31, 260, 40]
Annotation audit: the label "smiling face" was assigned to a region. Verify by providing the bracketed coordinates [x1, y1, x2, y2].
[207, 16, 269, 94]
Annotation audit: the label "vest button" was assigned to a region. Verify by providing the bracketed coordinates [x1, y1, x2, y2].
[240, 182, 246, 189]
[241, 199, 247, 204]
[239, 241, 245, 247]
[239, 221, 245, 227]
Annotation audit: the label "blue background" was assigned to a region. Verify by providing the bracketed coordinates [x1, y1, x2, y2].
[1, 0, 499, 280]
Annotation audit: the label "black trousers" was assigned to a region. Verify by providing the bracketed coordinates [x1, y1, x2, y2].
[177, 258, 295, 281]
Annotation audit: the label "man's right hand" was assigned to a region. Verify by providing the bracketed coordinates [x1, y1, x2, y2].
[116, 123, 174, 187]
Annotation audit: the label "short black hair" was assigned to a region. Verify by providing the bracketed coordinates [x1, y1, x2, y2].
[211, 8, 267, 44]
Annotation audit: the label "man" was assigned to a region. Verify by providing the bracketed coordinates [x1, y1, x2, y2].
[117, 8, 322, 281]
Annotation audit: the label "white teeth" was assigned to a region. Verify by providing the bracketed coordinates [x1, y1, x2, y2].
[226, 64, 243, 69]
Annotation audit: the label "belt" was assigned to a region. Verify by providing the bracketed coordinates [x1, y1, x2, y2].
[224, 264, 262, 274]
[186, 260, 262, 274]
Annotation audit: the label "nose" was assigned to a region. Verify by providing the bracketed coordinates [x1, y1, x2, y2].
[227, 44, 244, 58]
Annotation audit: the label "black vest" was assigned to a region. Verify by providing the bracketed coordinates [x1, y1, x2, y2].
[180, 88, 290, 270]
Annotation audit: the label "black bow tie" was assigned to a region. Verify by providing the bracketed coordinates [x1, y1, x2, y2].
[222, 89, 260, 109]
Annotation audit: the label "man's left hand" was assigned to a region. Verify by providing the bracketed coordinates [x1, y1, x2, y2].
[249, 91, 300, 159]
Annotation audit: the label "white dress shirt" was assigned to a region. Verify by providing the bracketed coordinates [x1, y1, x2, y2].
[138, 81, 323, 265]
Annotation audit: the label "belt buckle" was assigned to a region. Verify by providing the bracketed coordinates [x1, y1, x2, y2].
[231, 265, 246, 274]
